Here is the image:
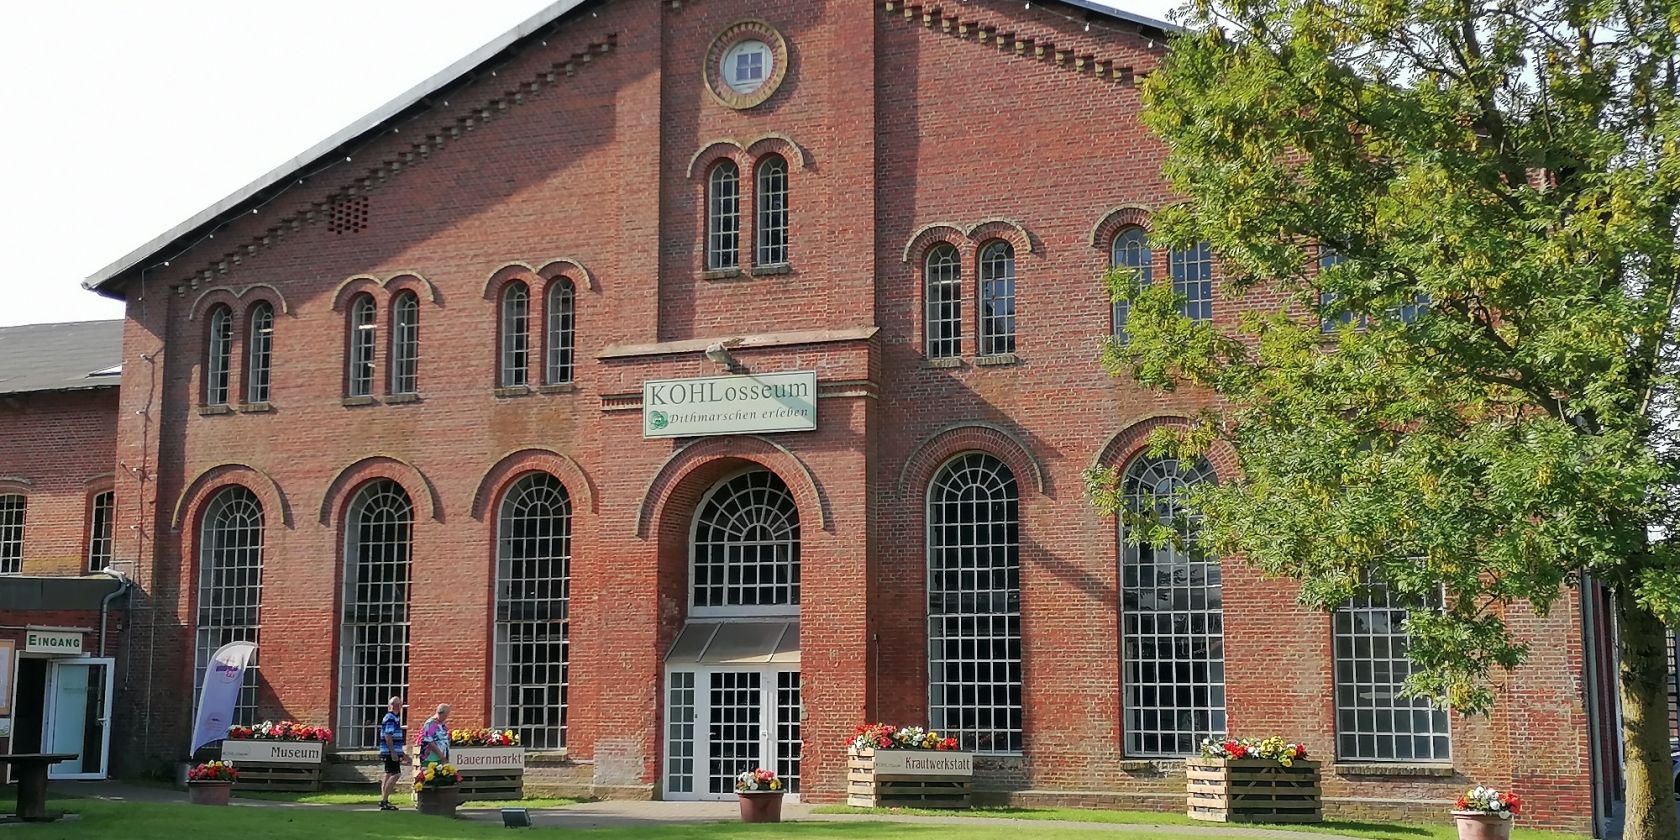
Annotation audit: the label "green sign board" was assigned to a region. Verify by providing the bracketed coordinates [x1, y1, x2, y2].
[643, 371, 817, 439]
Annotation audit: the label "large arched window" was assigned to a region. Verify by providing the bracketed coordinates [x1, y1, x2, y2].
[338, 480, 413, 748]
[205, 305, 234, 406]
[691, 469, 799, 614]
[494, 473, 572, 750]
[927, 453, 1022, 753]
[1110, 228, 1152, 341]
[1169, 241, 1214, 323]
[1120, 455, 1224, 756]
[346, 294, 377, 398]
[707, 161, 741, 270]
[195, 486, 264, 725]
[977, 242, 1016, 356]
[246, 302, 273, 404]
[755, 154, 789, 267]
[500, 282, 530, 388]
[390, 291, 419, 395]
[545, 280, 575, 386]
[925, 244, 962, 359]
[1335, 582, 1451, 762]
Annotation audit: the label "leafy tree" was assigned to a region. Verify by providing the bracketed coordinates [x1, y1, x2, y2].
[1090, 0, 1680, 835]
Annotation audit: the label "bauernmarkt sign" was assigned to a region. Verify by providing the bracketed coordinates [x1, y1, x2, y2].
[643, 371, 817, 439]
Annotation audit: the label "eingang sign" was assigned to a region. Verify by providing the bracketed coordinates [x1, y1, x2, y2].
[643, 371, 817, 439]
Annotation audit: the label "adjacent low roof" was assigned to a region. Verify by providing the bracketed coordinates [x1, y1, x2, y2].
[666, 620, 800, 666]
[0, 320, 123, 395]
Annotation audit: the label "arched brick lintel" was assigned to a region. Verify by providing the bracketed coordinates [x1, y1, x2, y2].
[1089, 412, 1241, 502]
[901, 223, 967, 264]
[898, 422, 1049, 498]
[481, 259, 596, 299]
[685, 133, 807, 179]
[330, 272, 440, 312]
[470, 447, 598, 520]
[187, 284, 292, 321]
[170, 462, 292, 531]
[635, 435, 829, 539]
[317, 455, 442, 526]
[1088, 204, 1157, 249]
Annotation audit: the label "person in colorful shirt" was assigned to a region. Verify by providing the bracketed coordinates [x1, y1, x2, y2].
[417, 703, 452, 766]
[377, 695, 406, 811]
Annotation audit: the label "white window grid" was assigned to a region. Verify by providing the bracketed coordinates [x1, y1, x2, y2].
[663, 666, 801, 800]
[500, 283, 530, 388]
[87, 491, 115, 572]
[1394, 293, 1431, 324]
[755, 155, 789, 267]
[1111, 227, 1152, 341]
[545, 280, 576, 385]
[1169, 242, 1214, 323]
[666, 671, 697, 795]
[206, 306, 233, 406]
[927, 453, 1023, 753]
[0, 495, 24, 575]
[390, 292, 419, 395]
[691, 470, 800, 615]
[707, 162, 741, 270]
[494, 473, 571, 750]
[347, 296, 377, 397]
[776, 671, 801, 793]
[1121, 455, 1225, 757]
[978, 242, 1017, 356]
[925, 244, 962, 359]
[1334, 583, 1451, 762]
[337, 480, 413, 749]
[246, 302, 273, 404]
[194, 486, 264, 725]
[707, 671, 762, 795]
[726, 42, 769, 91]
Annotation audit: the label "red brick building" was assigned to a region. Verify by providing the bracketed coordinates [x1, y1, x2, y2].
[74, 0, 1615, 832]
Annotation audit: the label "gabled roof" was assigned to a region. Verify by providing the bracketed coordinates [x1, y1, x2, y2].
[0, 320, 123, 396]
[83, 1, 1175, 298]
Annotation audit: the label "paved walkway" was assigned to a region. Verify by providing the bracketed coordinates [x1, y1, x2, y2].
[59, 781, 1373, 838]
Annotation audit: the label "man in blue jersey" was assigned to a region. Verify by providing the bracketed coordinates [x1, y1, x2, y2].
[377, 695, 406, 811]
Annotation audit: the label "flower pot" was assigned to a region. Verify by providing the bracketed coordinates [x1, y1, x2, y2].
[1453, 811, 1514, 840]
[416, 786, 460, 818]
[738, 790, 785, 823]
[188, 781, 232, 806]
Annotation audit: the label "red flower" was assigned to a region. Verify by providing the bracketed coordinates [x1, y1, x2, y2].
[1456, 796, 1469, 809]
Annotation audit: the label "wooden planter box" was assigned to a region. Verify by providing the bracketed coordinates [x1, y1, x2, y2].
[1185, 758, 1321, 823]
[847, 748, 973, 809]
[222, 740, 326, 792]
[451, 747, 525, 801]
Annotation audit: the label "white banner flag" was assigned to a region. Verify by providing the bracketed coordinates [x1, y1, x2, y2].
[189, 641, 257, 755]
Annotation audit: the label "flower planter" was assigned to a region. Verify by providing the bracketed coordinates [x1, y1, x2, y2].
[738, 790, 785, 823]
[1453, 812, 1514, 840]
[846, 748, 974, 809]
[416, 786, 460, 818]
[222, 739, 326, 792]
[188, 781, 232, 806]
[1185, 758, 1322, 823]
[450, 746, 525, 801]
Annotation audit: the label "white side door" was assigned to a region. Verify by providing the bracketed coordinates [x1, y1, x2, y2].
[45, 657, 114, 780]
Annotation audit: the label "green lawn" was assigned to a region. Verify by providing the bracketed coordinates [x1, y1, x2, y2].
[233, 790, 584, 809]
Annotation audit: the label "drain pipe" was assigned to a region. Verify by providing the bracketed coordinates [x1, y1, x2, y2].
[97, 568, 131, 657]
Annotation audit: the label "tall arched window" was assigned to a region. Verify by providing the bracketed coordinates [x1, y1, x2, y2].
[707, 161, 741, 270]
[1169, 241, 1214, 323]
[246, 302, 273, 404]
[494, 473, 572, 749]
[928, 453, 1022, 752]
[925, 244, 962, 359]
[500, 282, 530, 388]
[389, 292, 419, 395]
[0, 494, 24, 576]
[338, 480, 413, 749]
[977, 242, 1016, 356]
[346, 294, 377, 398]
[691, 469, 799, 614]
[1121, 455, 1224, 756]
[1111, 228, 1152, 340]
[545, 280, 575, 385]
[86, 490, 115, 572]
[1335, 582, 1450, 761]
[205, 305, 233, 406]
[755, 155, 789, 267]
[195, 486, 264, 725]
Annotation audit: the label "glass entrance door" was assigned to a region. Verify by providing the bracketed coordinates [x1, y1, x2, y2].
[45, 658, 114, 779]
[664, 667, 800, 800]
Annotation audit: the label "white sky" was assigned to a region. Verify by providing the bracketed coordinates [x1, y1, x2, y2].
[0, 0, 1176, 328]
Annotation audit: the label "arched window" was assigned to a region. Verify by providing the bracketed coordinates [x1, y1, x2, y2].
[500, 282, 530, 388]
[927, 453, 1022, 752]
[545, 280, 575, 385]
[86, 490, 115, 572]
[977, 242, 1016, 356]
[386, 291, 419, 395]
[707, 161, 741, 270]
[1169, 241, 1214, 323]
[246, 302, 273, 404]
[755, 155, 789, 267]
[691, 469, 799, 614]
[205, 305, 234, 406]
[338, 480, 413, 748]
[1335, 582, 1450, 761]
[194, 486, 264, 725]
[925, 243, 962, 359]
[0, 494, 24, 575]
[494, 473, 572, 749]
[1121, 455, 1224, 756]
[346, 294, 377, 398]
[1110, 228, 1152, 340]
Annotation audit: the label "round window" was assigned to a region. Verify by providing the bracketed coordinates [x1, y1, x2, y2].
[705, 21, 788, 110]
[722, 40, 773, 94]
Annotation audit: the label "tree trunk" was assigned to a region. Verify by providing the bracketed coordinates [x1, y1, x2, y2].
[1618, 591, 1680, 840]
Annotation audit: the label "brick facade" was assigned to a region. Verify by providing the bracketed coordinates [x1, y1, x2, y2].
[88, 0, 1597, 831]
[0, 388, 118, 577]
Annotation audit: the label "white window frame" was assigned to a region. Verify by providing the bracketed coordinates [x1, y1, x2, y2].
[337, 480, 413, 749]
[0, 494, 24, 576]
[688, 468, 800, 619]
[500, 282, 530, 388]
[389, 292, 420, 395]
[545, 280, 576, 385]
[347, 295, 377, 398]
[493, 472, 571, 751]
[662, 665, 801, 801]
[754, 155, 789, 267]
[246, 302, 273, 404]
[1169, 241, 1214, 324]
[977, 241, 1016, 356]
[1111, 227, 1152, 340]
[1334, 582, 1452, 762]
[86, 490, 115, 572]
[722, 40, 773, 93]
[194, 486, 264, 726]
[706, 161, 741, 270]
[205, 305, 233, 406]
[924, 243, 962, 359]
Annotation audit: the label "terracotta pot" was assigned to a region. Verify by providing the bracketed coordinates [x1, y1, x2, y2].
[188, 781, 232, 806]
[1453, 811, 1514, 840]
[738, 790, 785, 823]
[416, 786, 460, 818]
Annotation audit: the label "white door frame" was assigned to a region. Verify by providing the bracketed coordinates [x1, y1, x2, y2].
[663, 665, 799, 802]
[45, 656, 115, 780]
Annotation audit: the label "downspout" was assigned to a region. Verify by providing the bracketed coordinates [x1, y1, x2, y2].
[1579, 573, 1608, 839]
[97, 568, 131, 657]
